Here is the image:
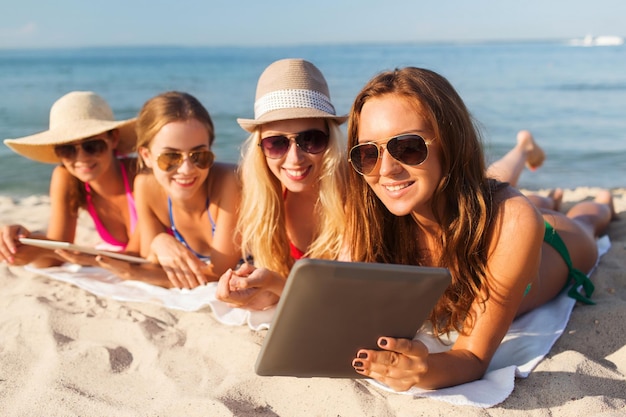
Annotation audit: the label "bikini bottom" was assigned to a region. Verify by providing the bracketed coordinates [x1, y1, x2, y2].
[541, 221, 595, 305]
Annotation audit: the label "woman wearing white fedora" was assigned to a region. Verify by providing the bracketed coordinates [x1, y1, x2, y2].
[216, 58, 348, 310]
[1, 91, 140, 267]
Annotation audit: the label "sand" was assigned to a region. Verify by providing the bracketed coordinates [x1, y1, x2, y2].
[0, 188, 625, 416]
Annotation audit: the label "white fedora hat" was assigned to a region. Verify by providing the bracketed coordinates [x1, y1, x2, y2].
[237, 58, 346, 132]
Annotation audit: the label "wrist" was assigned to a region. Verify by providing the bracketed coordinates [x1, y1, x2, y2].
[269, 271, 287, 296]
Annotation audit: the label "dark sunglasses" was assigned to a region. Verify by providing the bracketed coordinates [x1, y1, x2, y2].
[54, 138, 109, 159]
[348, 134, 432, 176]
[259, 129, 330, 159]
[156, 150, 215, 172]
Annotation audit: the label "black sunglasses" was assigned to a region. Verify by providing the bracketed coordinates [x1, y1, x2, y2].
[259, 129, 329, 159]
[54, 138, 109, 160]
[156, 150, 215, 172]
[348, 134, 432, 175]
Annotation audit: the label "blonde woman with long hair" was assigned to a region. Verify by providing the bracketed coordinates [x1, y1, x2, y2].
[217, 58, 348, 310]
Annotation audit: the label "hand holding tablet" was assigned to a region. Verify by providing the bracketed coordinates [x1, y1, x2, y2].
[255, 258, 451, 378]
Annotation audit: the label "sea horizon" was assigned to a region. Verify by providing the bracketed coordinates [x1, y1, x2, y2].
[1, 41, 625, 197]
[0, 36, 615, 51]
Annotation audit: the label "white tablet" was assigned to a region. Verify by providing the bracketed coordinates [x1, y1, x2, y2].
[255, 258, 451, 378]
[19, 237, 150, 264]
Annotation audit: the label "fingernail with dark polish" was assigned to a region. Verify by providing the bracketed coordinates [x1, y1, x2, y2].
[353, 361, 363, 367]
[358, 352, 368, 359]
[379, 338, 388, 346]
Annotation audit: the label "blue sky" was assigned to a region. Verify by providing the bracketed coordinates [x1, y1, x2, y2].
[1, 0, 624, 49]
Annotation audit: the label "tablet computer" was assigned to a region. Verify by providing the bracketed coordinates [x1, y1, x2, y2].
[19, 237, 150, 264]
[255, 258, 451, 378]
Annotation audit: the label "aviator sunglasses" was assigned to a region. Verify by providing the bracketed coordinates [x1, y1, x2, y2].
[54, 138, 109, 159]
[259, 129, 330, 159]
[348, 134, 432, 175]
[155, 150, 215, 172]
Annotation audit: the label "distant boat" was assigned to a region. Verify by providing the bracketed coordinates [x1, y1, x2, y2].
[569, 35, 624, 46]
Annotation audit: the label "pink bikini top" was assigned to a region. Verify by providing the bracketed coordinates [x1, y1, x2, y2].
[84, 160, 138, 251]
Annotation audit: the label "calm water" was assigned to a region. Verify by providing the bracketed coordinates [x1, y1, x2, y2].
[1, 41, 625, 197]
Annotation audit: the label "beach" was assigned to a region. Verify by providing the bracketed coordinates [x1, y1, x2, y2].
[0, 187, 624, 416]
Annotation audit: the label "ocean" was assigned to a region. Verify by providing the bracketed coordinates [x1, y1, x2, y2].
[1, 41, 625, 197]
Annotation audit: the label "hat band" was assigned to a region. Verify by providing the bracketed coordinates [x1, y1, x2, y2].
[254, 89, 336, 119]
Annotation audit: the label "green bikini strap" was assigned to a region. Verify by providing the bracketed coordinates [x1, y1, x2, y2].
[544, 222, 595, 305]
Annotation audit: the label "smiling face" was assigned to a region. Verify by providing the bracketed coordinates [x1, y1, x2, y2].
[356, 94, 443, 218]
[139, 118, 211, 202]
[260, 118, 328, 194]
[57, 131, 119, 183]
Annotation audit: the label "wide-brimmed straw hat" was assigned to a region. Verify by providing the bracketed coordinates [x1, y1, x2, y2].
[237, 58, 347, 132]
[4, 91, 136, 164]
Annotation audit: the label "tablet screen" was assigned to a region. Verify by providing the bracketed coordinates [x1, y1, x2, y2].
[255, 258, 451, 378]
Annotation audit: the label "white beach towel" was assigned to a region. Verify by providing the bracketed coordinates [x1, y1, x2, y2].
[24, 235, 610, 408]
[24, 262, 275, 330]
[369, 235, 611, 407]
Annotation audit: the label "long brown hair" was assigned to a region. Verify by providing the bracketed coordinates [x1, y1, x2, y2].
[346, 67, 503, 336]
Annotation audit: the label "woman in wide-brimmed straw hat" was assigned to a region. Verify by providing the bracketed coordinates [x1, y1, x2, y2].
[216, 58, 349, 310]
[0, 91, 141, 267]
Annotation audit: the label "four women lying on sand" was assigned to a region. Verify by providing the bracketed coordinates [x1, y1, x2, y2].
[0, 59, 618, 390]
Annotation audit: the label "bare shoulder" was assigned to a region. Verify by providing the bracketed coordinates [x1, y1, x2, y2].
[208, 162, 241, 191]
[134, 171, 157, 189]
[205, 163, 241, 212]
[211, 162, 238, 179]
[50, 165, 72, 182]
[134, 172, 164, 201]
[492, 185, 544, 242]
[495, 186, 541, 221]
[49, 165, 75, 195]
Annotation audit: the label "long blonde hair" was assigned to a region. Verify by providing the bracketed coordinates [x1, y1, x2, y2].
[238, 121, 347, 277]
